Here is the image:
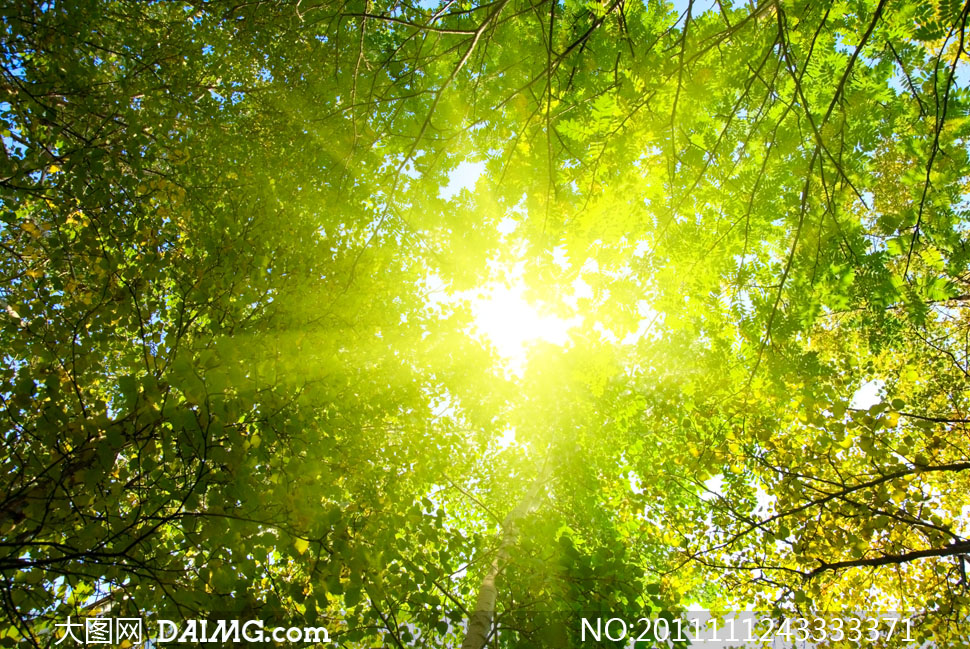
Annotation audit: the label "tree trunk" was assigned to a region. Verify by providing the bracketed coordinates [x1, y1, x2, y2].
[459, 466, 548, 649]
[460, 556, 500, 649]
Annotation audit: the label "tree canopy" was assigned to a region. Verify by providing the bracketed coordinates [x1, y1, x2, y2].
[2, 0, 970, 646]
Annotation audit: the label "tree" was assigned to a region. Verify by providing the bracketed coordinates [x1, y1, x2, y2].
[2, 0, 970, 647]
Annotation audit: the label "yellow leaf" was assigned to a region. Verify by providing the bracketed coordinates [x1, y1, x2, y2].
[294, 537, 309, 554]
[66, 210, 87, 226]
[21, 222, 41, 238]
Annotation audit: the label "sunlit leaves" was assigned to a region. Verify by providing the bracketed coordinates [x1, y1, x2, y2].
[3, 0, 970, 646]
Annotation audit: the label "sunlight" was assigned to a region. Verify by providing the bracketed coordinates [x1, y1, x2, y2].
[469, 282, 578, 369]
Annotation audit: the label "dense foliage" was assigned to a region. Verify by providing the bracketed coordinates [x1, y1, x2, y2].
[2, 0, 970, 646]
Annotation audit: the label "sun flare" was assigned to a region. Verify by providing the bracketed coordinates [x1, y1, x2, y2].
[469, 282, 578, 368]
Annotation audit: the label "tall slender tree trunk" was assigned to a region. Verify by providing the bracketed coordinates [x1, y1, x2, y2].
[459, 466, 548, 649]
[460, 550, 502, 649]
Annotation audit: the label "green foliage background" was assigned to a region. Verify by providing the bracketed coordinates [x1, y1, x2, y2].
[2, 0, 970, 646]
